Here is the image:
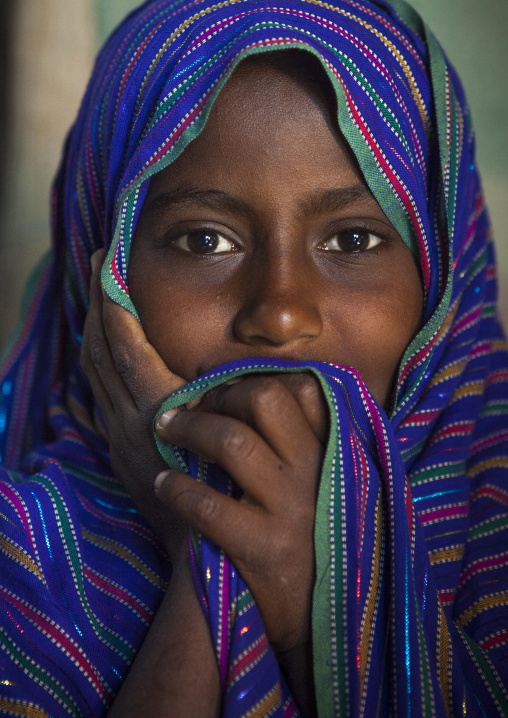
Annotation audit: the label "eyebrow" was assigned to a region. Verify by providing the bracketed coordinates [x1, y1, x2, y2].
[147, 183, 374, 219]
[148, 186, 255, 218]
[298, 185, 374, 217]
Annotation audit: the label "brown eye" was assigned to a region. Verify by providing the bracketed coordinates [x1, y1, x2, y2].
[173, 230, 237, 254]
[320, 230, 383, 253]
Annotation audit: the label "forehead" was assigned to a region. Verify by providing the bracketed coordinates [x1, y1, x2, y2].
[144, 53, 365, 201]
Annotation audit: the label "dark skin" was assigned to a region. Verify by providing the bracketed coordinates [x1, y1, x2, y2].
[82, 58, 423, 716]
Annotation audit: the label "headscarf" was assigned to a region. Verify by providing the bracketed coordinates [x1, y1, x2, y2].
[1, 0, 507, 715]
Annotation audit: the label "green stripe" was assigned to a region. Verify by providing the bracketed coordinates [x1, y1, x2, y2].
[460, 629, 508, 713]
[410, 460, 466, 486]
[468, 515, 508, 542]
[481, 401, 508, 418]
[313, 380, 340, 717]
[0, 627, 81, 715]
[34, 475, 135, 661]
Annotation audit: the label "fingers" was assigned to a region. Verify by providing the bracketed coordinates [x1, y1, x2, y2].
[212, 375, 324, 462]
[154, 468, 272, 563]
[157, 408, 288, 507]
[277, 373, 328, 444]
[155, 375, 325, 508]
[81, 250, 185, 423]
[158, 373, 327, 461]
[101, 291, 185, 409]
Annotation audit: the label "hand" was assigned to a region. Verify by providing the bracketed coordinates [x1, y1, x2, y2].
[154, 373, 328, 653]
[81, 250, 187, 562]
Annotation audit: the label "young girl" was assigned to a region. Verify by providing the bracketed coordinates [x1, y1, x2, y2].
[1, 0, 507, 716]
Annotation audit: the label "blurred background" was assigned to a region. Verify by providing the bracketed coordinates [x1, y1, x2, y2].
[0, 0, 506, 353]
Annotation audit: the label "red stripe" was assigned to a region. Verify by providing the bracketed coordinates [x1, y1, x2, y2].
[84, 567, 152, 623]
[0, 588, 108, 700]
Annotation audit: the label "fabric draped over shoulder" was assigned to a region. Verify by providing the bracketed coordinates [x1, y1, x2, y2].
[0, 0, 507, 716]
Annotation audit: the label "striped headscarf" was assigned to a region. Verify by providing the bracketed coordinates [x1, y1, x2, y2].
[1, 0, 508, 715]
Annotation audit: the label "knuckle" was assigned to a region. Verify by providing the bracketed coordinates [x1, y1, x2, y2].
[219, 423, 255, 460]
[293, 374, 319, 404]
[192, 491, 220, 526]
[111, 343, 133, 376]
[88, 336, 106, 373]
[249, 376, 286, 414]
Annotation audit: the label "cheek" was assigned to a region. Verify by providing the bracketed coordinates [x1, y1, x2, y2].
[129, 264, 235, 381]
[327, 259, 422, 407]
[363, 265, 423, 404]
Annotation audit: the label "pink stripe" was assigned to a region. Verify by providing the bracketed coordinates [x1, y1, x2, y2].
[336, 77, 431, 291]
[400, 409, 440, 427]
[418, 504, 467, 526]
[471, 341, 491, 357]
[0, 587, 108, 700]
[219, 553, 230, 684]
[471, 485, 508, 506]
[481, 630, 508, 652]
[449, 308, 481, 339]
[78, 493, 155, 543]
[227, 634, 268, 685]
[110, 237, 129, 294]
[459, 551, 508, 588]
[431, 422, 475, 442]
[471, 430, 508, 454]
[438, 590, 455, 604]
[0, 483, 37, 554]
[84, 567, 152, 623]
[487, 370, 508, 386]
[284, 698, 299, 717]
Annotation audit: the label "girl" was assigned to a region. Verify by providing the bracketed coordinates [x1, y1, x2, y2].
[1, 0, 507, 716]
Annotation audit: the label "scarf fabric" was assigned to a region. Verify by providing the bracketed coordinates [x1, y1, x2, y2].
[0, 0, 507, 715]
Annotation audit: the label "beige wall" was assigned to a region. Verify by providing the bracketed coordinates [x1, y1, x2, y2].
[0, 0, 506, 353]
[0, 0, 95, 351]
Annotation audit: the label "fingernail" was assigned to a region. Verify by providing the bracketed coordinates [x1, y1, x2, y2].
[155, 408, 179, 431]
[224, 377, 243, 386]
[154, 470, 170, 493]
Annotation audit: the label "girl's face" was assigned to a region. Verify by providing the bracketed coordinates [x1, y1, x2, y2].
[128, 59, 423, 409]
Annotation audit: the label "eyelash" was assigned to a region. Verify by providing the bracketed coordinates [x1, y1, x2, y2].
[171, 230, 238, 255]
[318, 229, 383, 253]
[168, 226, 386, 256]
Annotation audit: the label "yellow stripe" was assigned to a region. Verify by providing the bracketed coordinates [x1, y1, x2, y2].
[306, 0, 428, 127]
[456, 591, 508, 629]
[491, 339, 508, 353]
[0, 699, 49, 718]
[468, 458, 508, 478]
[138, 0, 245, 99]
[451, 381, 485, 402]
[437, 608, 452, 717]
[243, 684, 282, 717]
[429, 545, 464, 565]
[82, 529, 166, 588]
[0, 536, 44, 582]
[429, 360, 467, 388]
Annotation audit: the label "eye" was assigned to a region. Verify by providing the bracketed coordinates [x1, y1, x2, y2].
[319, 229, 383, 253]
[172, 230, 237, 254]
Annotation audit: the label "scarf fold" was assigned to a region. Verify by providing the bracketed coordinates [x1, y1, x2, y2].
[156, 358, 508, 716]
[0, 0, 507, 715]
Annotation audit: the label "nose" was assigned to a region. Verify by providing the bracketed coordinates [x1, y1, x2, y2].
[233, 266, 322, 347]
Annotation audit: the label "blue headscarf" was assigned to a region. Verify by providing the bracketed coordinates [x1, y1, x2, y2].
[0, 0, 507, 715]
